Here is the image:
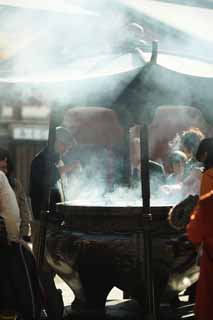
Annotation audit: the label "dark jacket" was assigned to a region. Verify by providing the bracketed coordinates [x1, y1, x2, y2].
[29, 146, 61, 220]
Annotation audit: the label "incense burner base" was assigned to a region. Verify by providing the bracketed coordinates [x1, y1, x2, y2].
[45, 205, 198, 312]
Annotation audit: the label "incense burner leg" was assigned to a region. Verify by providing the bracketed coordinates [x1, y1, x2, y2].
[45, 229, 116, 313]
[45, 226, 182, 314]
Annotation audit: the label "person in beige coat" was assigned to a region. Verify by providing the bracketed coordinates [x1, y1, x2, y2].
[0, 148, 31, 241]
[14, 178, 31, 240]
[0, 169, 20, 241]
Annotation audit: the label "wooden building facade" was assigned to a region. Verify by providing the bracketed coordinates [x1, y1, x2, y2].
[0, 104, 49, 194]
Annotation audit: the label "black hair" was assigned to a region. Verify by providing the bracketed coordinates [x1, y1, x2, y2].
[0, 147, 15, 188]
[196, 138, 213, 170]
[180, 127, 205, 157]
[0, 148, 8, 161]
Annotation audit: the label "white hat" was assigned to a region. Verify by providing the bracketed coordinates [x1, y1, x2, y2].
[55, 126, 73, 146]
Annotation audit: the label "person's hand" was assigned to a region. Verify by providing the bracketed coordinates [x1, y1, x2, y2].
[59, 161, 81, 175]
[70, 160, 81, 172]
[17, 238, 32, 251]
[22, 235, 31, 242]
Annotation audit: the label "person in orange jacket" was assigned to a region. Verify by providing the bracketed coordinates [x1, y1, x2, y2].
[187, 137, 213, 320]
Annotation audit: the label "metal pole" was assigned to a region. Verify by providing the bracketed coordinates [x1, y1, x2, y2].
[140, 123, 157, 320]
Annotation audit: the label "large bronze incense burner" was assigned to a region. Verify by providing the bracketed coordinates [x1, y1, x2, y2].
[56, 203, 171, 232]
[45, 202, 198, 314]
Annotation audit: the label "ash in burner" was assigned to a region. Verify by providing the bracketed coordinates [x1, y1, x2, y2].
[61, 157, 184, 208]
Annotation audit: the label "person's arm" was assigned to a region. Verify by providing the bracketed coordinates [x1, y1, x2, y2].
[0, 171, 20, 241]
[58, 160, 81, 175]
[187, 169, 213, 244]
[187, 203, 204, 244]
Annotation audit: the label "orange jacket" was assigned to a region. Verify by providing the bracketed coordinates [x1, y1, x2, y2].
[187, 168, 213, 320]
[187, 168, 213, 243]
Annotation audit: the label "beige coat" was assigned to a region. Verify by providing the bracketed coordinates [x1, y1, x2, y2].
[14, 179, 31, 237]
[0, 171, 20, 240]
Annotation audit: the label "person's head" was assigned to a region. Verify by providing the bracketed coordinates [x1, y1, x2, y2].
[0, 148, 8, 175]
[196, 138, 213, 169]
[0, 148, 14, 177]
[54, 126, 76, 155]
[180, 127, 205, 160]
[169, 150, 187, 176]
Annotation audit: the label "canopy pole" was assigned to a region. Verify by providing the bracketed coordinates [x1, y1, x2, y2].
[140, 123, 157, 320]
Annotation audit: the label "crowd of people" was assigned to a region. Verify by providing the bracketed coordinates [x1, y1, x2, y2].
[0, 123, 213, 319]
[160, 127, 205, 201]
[130, 126, 205, 204]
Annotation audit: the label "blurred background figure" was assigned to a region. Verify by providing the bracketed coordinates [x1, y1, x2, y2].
[179, 128, 205, 197]
[167, 150, 187, 184]
[129, 127, 166, 194]
[0, 147, 31, 241]
[176, 128, 205, 176]
[163, 128, 205, 199]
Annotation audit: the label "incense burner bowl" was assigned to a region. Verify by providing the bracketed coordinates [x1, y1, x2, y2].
[45, 203, 198, 314]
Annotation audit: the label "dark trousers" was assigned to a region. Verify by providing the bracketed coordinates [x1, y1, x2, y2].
[31, 220, 64, 320]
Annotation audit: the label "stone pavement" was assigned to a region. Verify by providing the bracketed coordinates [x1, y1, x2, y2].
[55, 276, 143, 320]
[54, 276, 195, 319]
[28, 246, 195, 319]
[55, 275, 123, 307]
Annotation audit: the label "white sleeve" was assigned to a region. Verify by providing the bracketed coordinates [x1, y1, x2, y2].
[0, 171, 20, 241]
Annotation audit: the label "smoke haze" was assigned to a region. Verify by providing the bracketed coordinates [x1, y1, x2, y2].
[0, 1, 146, 106]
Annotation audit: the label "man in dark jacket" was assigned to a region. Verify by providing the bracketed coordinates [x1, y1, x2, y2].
[29, 126, 79, 320]
[30, 126, 79, 220]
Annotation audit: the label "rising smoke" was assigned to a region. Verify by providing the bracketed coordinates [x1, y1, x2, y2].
[0, 1, 145, 106]
[1, 0, 213, 112]
[62, 166, 182, 207]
